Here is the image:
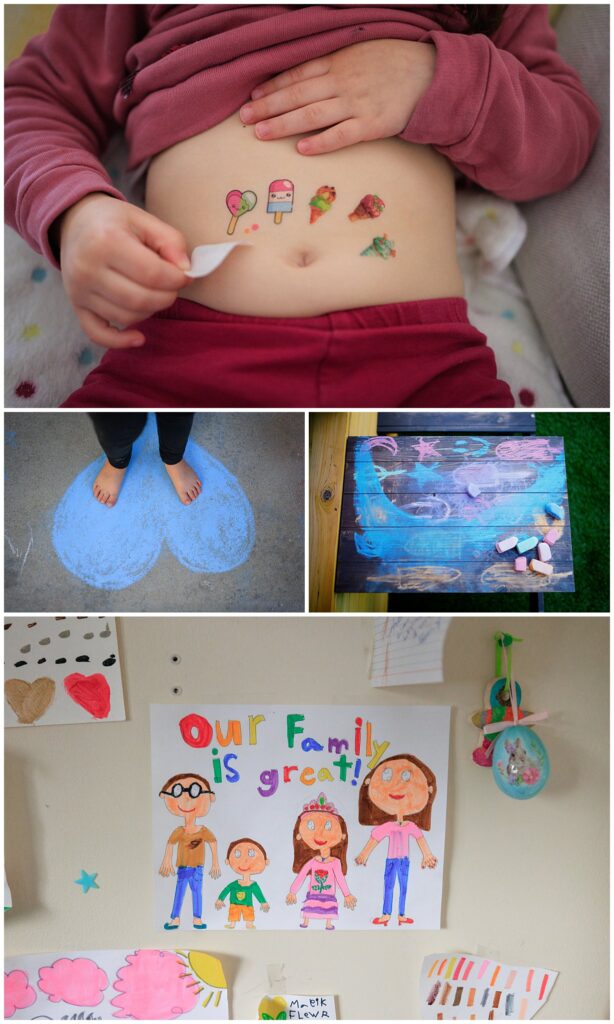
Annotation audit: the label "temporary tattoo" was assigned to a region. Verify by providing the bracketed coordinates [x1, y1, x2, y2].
[360, 234, 397, 260]
[349, 194, 386, 222]
[225, 189, 257, 235]
[267, 179, 294, 224]
[308, 185, 336, 224]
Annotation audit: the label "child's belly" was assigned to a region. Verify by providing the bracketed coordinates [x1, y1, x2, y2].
[145, 113, 463, 318]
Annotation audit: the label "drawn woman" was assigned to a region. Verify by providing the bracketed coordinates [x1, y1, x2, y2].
[355, 753, 437, 926]
[286, 793, 357, 930]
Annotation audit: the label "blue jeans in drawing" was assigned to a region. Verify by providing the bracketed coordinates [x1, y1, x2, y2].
[382, 857, 410, 916]
[171, 866, 203, 919]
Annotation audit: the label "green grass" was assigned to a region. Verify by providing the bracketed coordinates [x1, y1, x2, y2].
[388, 413, 609, 613]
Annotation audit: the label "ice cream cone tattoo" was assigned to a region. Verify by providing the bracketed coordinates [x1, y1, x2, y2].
[361, 234, 397, 259]
[308, 185, 336, 224]
[226, 189, 257, 235]
[349, 194, 385, 221]
[267, 179, 294, 224]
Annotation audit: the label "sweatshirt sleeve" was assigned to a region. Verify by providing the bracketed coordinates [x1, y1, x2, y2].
[252, 882, 267, 904]
[332, 860, 351, 898]
[402, 4, 600, 201]
[290, 860, 312, 894]
[5, 4, 147, 264]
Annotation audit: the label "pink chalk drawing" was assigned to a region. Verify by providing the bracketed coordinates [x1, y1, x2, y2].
[411, 436, 441, 461]
[361, 436, 398, 455]
[38, 958, 109, 1006]
[4, 970, 36, 1018]
[111, 949, 198, 1019]
[495, 438, 560, 461]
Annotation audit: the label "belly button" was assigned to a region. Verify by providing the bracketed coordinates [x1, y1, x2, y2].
[290, 250, 317, 268]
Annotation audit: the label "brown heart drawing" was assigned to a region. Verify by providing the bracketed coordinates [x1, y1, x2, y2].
[5, 677, 56, 724]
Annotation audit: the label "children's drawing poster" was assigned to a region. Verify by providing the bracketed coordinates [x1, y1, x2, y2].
[4, 617, 125, 726]
[420, 953, 558, 1020]
[4, 948, 228, 1019]
[258, 995, 336, 1019]
[370, 617, 451, 686]
[151, 704, 450, 931]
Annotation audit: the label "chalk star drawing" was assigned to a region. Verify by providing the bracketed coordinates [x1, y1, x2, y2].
[52, 416, 255, 590]
[74, 870, 99, 893]
[408, 462, 442, 487]
[411, 437, 441, 461]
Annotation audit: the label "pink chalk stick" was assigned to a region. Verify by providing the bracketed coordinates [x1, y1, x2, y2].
[537, 542, 552, 562]
[530, 559, 553, 575]
[543, 529, 559, 545]
[515, 557, 527, 572]
[496, 536, 518, 553]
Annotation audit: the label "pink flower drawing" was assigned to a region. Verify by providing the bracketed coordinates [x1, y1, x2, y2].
[5, 970, 36, 1018]
[38, 958, 109, 1006]
[111, 949, 198, 1019]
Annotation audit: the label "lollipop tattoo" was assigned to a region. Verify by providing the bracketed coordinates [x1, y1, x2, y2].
[226, 189, 257, 235]
[267, 179, 294, 224]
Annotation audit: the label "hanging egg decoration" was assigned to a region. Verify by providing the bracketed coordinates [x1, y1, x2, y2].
[492, 724, 550, 799]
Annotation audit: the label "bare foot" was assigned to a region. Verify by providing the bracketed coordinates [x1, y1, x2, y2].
[165, 459, 202, 505]
[93, 460, 127, 507]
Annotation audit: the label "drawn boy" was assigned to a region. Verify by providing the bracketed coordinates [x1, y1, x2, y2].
[215, 837, 270, 929]
[158, 772, 221, 930]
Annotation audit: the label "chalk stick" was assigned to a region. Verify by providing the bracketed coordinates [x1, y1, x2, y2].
[514, 557, 527, 572]
[545, 501, 564, 519]
[530, 559, 553, 575]
[496, 536, 518, 553]
[516, 536, 539, 554]
[467, 482, 481, 498]
[537, 542, 551, 562]
[543, 528, 560, 545]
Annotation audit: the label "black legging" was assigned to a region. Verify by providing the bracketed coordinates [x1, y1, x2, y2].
[89, 413, 195, 469]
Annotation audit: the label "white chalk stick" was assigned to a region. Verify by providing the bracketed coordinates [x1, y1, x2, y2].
[530, 559, 553, 575]
[537, 542, 552, 562]
[467, 482, 481, 498]
[496, 536, 518, 553]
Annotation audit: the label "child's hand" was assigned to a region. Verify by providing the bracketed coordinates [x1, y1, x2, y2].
[210, 864, 222, 880]
[215, 899, 224, 910]
[58, 193, 191, 349]
[286, 892, 297, 905]
[421, 854, 438, 869]
[240, 39, 436, 156]
[355, 852, 368, 866]
[261, 903, 270, 913]
[159, 861, 175, 877]
[344, 894, 358, 910]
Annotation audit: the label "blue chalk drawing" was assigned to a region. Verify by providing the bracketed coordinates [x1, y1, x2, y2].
[52, 417, 255, 590]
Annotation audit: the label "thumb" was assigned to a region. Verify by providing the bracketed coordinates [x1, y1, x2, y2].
[132, 207, 191, 271]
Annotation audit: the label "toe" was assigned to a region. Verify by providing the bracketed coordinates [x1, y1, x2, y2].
[106, 495, 117, 507]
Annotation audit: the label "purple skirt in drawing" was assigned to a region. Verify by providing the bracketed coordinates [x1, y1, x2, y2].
[302, 892, 339, 918]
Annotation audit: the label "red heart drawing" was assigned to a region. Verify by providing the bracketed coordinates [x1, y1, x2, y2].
[64, 673, 111, 719]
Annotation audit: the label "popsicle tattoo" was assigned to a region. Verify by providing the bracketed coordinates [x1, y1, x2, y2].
[267, 179, 294, 224]
[226, 189, 257, 235]
[361, 234, 397, 260]
[308, 185, 336, 224]
[349, 194, 385, 221]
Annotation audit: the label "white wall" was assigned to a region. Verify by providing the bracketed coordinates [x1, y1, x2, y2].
[5, 616, 609, 1020]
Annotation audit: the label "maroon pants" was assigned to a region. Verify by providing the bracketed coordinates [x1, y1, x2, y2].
[63, 296, 514, 408]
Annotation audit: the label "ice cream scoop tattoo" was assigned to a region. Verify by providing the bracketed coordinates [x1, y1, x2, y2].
[349, 194, 386, 221]
[360, 234, 397, 259]
[267, 179, 294, 224]
[226, 189, 257, 235]
[308, 185, 336, 224]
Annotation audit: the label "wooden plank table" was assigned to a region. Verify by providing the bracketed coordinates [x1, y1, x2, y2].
[335, 435, 575, 594]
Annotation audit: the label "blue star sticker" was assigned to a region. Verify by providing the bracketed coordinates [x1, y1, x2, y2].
[74, 870, 99, 893]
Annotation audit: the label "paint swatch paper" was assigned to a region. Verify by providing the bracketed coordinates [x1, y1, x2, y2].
[151, 704, 450, 931]
[4, 617, 125, 727]
[259, 995, 336, 1019]
[370, 617, 451, 686]
[4, 949, 228, 1019]
[420, 953, 558, 1019]
[186, 242, 251, 278]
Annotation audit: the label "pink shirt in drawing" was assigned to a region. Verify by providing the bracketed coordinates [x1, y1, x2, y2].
[290, 857, 351, 898]
[371, 820, 423, 859]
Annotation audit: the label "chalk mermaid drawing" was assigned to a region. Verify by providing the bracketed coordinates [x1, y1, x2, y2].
[158, 773, 221, 930]
[52, 415, 255, 590]
[351, 436, 568, 590]
[286, 793, 357, 930]
[355, 753, 437, 926]
[215, 837, 270, 929]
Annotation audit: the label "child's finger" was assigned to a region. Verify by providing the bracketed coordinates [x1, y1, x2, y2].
[77, 307, 145, 349]
[110, 235, 189, 292]
[100, 269, 178, 315]
[251, 57, 331, 99]
[130, 207, 191, 271]
[297, 117, 364, 154]
[88, 291, 155, 327]
[241, 75, 336, 123]
[255, 99, 348, 141]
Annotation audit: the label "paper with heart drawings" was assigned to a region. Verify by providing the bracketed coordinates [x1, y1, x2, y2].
[4, 948, 228, 1019]
[4, 617, 125, 727]
[258, 995, 336, 1019]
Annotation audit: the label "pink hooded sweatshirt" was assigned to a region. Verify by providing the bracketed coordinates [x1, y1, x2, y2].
[5, 4, 600, 265]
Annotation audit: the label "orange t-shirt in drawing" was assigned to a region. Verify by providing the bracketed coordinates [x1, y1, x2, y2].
[169, 826, 215, 867]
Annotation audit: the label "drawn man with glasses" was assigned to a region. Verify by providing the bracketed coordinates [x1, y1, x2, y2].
[158, 773, 221, 930]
